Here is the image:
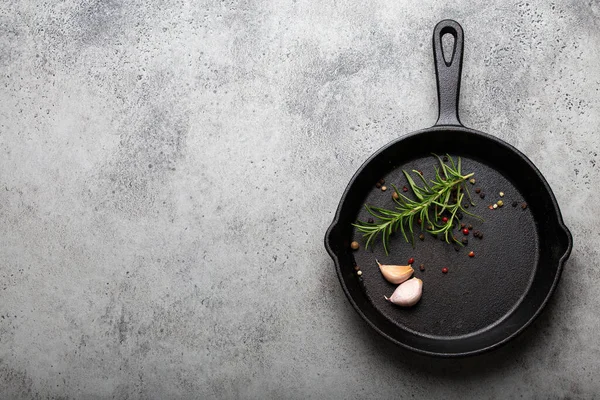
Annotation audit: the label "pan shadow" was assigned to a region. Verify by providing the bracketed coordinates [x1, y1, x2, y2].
[345, 281, 564, 379]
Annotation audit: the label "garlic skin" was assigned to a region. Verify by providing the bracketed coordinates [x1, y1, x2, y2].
[376, 260, 413, 284]
[385, 278, 423, 307]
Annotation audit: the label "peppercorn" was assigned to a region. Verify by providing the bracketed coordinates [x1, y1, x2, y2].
[468, 251, 475, 257]
[454, 244, 461, 252]
[469, 178, 476, 184]
[376, 182, 381, 188]
[460, 223, 466, 229]
[475, 188, 481, 194]
[381, 186, 387, 191]
[408, 257, 414, 265]
[357, 270, 363, 276]
[442, 267, 449, 274]
[462, 237, 468, 245]
[493, 203, 498, 209]
[379, 178, 385, 185]
[497, 200, 504, 207]
[479, 192, 485, 199]
[464, 203, 469, 208]
[419, 264, 425, 271]
[462, 228, 469, 235]
[521, 202, 528, 210]
[443, 155, 449, 162]
[350, 241, 360, 250]
[368, 218, 374, 223]
[417, 170, 423, 175]
[442, 216, 448, 223]
[419, 233, 425, 241]
[417, 218, 422, 225]
[467, 224, 473, 230]
[512, 201, 518, 207]
[354, 265, 360, 271]
[402, 186, 408, 192]
[488, 205, 494, 210]
[499, 192, 505, 197]
[392, 192, 399, 200]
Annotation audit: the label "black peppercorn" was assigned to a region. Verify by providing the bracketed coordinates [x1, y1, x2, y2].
[512, 201, 518, 207]
[479, 193, 485, 199]
[368, 218, 374, 223]
[475, 188, 481, 194]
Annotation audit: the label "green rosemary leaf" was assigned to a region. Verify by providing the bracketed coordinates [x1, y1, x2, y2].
[403, 170, 424, 201]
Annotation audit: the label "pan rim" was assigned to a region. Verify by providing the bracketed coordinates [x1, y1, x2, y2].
[325, 124, 573, 357]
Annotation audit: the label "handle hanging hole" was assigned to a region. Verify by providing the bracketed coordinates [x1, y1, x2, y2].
[442, 32, 456, 66]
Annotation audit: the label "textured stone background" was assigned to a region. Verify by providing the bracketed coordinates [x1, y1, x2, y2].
[1, 0, 599, 398]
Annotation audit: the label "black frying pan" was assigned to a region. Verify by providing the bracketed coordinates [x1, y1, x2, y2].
[324, 20, 572, 357]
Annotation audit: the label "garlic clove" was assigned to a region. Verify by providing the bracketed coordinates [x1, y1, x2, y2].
[384, 277, 423, 307]
[376, 260, 414, 284]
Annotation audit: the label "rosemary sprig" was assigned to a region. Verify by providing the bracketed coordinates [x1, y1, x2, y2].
[353, 154, 482, 255]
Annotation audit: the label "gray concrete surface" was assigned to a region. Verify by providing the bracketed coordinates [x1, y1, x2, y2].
[0, 0, 599, 398]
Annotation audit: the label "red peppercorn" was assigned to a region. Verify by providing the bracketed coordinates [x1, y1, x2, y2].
[402, 186, 408, 192]
[468, 251, 475, 257]
[408, 257, 414, 265]
[441, 216, 448, 223]
[462, 228, 469, 235]
[442, 267, 449, 274]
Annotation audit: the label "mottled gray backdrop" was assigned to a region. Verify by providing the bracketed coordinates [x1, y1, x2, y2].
[1, 0, 599, 398]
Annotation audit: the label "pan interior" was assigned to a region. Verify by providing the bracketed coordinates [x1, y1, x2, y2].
[351, 153, 538, 339]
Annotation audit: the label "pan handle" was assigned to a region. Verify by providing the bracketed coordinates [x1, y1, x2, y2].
[433, 20, 464, 127]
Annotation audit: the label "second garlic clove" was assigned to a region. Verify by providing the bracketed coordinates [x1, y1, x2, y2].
[385, 277, 423, 307]
[376, 260, 414, 284]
